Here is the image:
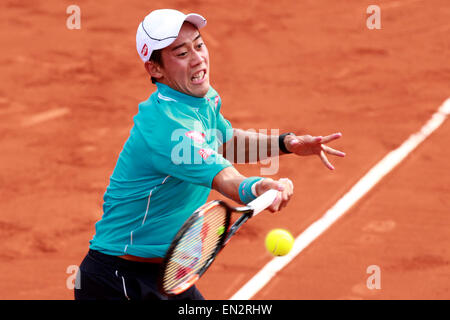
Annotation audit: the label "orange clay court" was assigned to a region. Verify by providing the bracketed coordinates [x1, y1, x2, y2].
[0, 0, 448, 300]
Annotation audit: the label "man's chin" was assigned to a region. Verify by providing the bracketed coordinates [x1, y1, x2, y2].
[190, 83, 210, 98]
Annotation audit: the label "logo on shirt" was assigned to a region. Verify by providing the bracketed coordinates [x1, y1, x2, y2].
[214, 96, 220, 108]
[185, 131, 206, 144]
[141, 44, 149, 57]
[198, 148, 214, 160]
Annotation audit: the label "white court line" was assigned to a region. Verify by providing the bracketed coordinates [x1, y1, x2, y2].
[230, 98, 450, 300]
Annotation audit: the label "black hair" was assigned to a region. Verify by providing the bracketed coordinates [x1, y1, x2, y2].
[149, 49, 163, 84]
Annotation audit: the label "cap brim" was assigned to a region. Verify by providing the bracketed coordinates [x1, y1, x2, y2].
[185, 13, 207, 29]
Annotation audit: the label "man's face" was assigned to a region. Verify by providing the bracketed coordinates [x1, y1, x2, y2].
[158, 22, 210, 97]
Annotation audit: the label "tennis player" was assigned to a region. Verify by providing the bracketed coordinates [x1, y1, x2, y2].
[74, 9, 345, 300]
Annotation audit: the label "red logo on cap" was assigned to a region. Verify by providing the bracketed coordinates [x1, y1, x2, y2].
[141, 44, 148, 57]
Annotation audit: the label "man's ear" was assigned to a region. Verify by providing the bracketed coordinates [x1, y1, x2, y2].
[144, 61, 163, 80]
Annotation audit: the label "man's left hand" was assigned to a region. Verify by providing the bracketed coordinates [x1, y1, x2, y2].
[284, 132, 346, 170]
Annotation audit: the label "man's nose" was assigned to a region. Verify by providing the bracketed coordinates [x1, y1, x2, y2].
[190, 50, 205, 66]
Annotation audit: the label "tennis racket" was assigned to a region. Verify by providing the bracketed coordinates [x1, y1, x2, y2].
[158, 189, 279, 296]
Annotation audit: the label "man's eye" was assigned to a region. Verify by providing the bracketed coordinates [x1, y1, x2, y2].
[177, 52, 188, 57]
[197, 43, 204, 49]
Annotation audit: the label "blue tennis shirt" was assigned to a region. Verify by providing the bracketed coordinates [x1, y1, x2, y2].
[89, 83, 233, 258]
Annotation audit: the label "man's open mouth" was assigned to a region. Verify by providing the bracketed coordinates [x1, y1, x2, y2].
[191, 70, 206, 84]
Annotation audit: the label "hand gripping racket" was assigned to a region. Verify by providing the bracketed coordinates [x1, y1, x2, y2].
[158, 189, 278, 296]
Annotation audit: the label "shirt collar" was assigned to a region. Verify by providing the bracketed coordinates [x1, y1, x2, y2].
[155, 82, 210, 106]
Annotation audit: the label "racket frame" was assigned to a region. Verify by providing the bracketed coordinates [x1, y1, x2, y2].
[158, 190, 277, 296]
[158, 200, 236, 296]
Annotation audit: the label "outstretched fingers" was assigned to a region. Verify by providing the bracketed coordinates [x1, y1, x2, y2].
[290, 132, 345, 170]
[318, 133, 345, 170]
[321, 144, 346, 157]
[319, 150, 335, 170]
[320, 132, 342, 144]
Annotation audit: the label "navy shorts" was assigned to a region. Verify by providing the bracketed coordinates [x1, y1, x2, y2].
[74, 249, 204, 300]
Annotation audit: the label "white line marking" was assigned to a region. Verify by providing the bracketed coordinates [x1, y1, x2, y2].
[230, 98, 450, 300]
[22, 108, 70, 127]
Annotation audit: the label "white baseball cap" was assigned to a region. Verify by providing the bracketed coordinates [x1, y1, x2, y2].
[136, 9, 207, 62]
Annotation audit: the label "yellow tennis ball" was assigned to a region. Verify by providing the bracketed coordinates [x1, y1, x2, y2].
[265, 229, 294, 256]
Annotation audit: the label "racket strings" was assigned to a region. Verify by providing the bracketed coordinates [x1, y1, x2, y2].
[162, 205, 227, 292]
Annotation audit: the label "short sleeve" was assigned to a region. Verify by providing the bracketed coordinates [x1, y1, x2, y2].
[135, 107, 232, 188]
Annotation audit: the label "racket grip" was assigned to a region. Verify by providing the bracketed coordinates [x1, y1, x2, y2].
[247, 189, 279, 216]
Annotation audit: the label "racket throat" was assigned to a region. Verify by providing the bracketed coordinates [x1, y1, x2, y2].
[224, 213, 251, 246]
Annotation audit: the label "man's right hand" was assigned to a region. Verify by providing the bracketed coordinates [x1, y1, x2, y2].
[253, 178, 294, 212]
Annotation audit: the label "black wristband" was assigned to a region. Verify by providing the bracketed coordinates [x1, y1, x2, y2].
[279, 132, 295, 154]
